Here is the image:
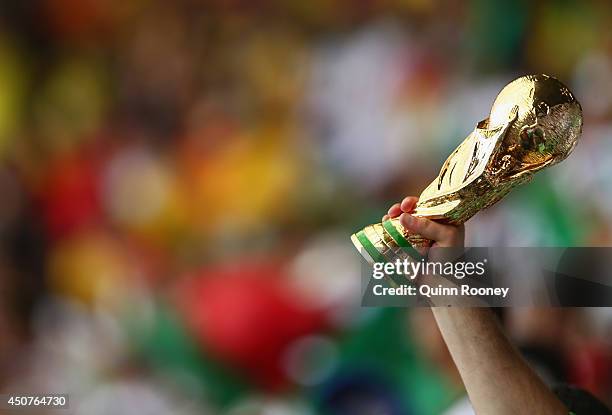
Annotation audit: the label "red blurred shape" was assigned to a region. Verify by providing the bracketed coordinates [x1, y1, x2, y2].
[42, 0, 115, 41]
[568, 341, 612, 401]
[39, 151, 104, 239]
[174, 261, 327, 391]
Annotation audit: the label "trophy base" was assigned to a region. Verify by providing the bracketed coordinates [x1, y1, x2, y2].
[351, 218, 430, 265]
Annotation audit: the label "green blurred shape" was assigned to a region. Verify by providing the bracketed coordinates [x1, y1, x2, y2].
[334, 308, 459, 415]
[519, 172, 585, 246]
[466, 0, 529, 71]
[126, 302, 251, 409]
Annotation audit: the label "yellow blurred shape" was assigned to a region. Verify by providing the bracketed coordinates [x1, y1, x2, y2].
[189, 128, 300, 234]
[0, 40, 26, 158]
[34, 57, 108, 154]
[48, 232, 133, 307]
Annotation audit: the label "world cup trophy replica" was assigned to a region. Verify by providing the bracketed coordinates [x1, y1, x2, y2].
[352, 74, 583, 264]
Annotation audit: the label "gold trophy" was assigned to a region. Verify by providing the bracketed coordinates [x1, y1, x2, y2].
[352, 74, 583, 264]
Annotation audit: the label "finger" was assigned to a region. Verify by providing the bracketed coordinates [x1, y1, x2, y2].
[400, 213, 457, 246]
[382, 214, 389, 221]
[400, 196, 418, 213]
[387, 203, 402, 218]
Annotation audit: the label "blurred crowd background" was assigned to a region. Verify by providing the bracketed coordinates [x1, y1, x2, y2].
[0, 0, 611, 414]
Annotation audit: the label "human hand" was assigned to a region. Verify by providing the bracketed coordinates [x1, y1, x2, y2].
[383, 196, 465, 248]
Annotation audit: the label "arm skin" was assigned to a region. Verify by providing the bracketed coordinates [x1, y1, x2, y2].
[385, 197, 568, 415]
[430, 307, 567, 415]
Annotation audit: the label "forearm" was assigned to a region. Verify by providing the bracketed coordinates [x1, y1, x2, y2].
[431, 307, 568, 415]
[384, 206, 570, 413]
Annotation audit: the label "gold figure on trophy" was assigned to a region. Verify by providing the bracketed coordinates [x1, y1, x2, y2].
[352, 74, 583, 264]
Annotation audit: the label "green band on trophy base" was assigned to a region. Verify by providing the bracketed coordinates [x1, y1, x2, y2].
[355, 230, 387, 264]
[356, 231, 408, 288]
[382, 220, 424, 261]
